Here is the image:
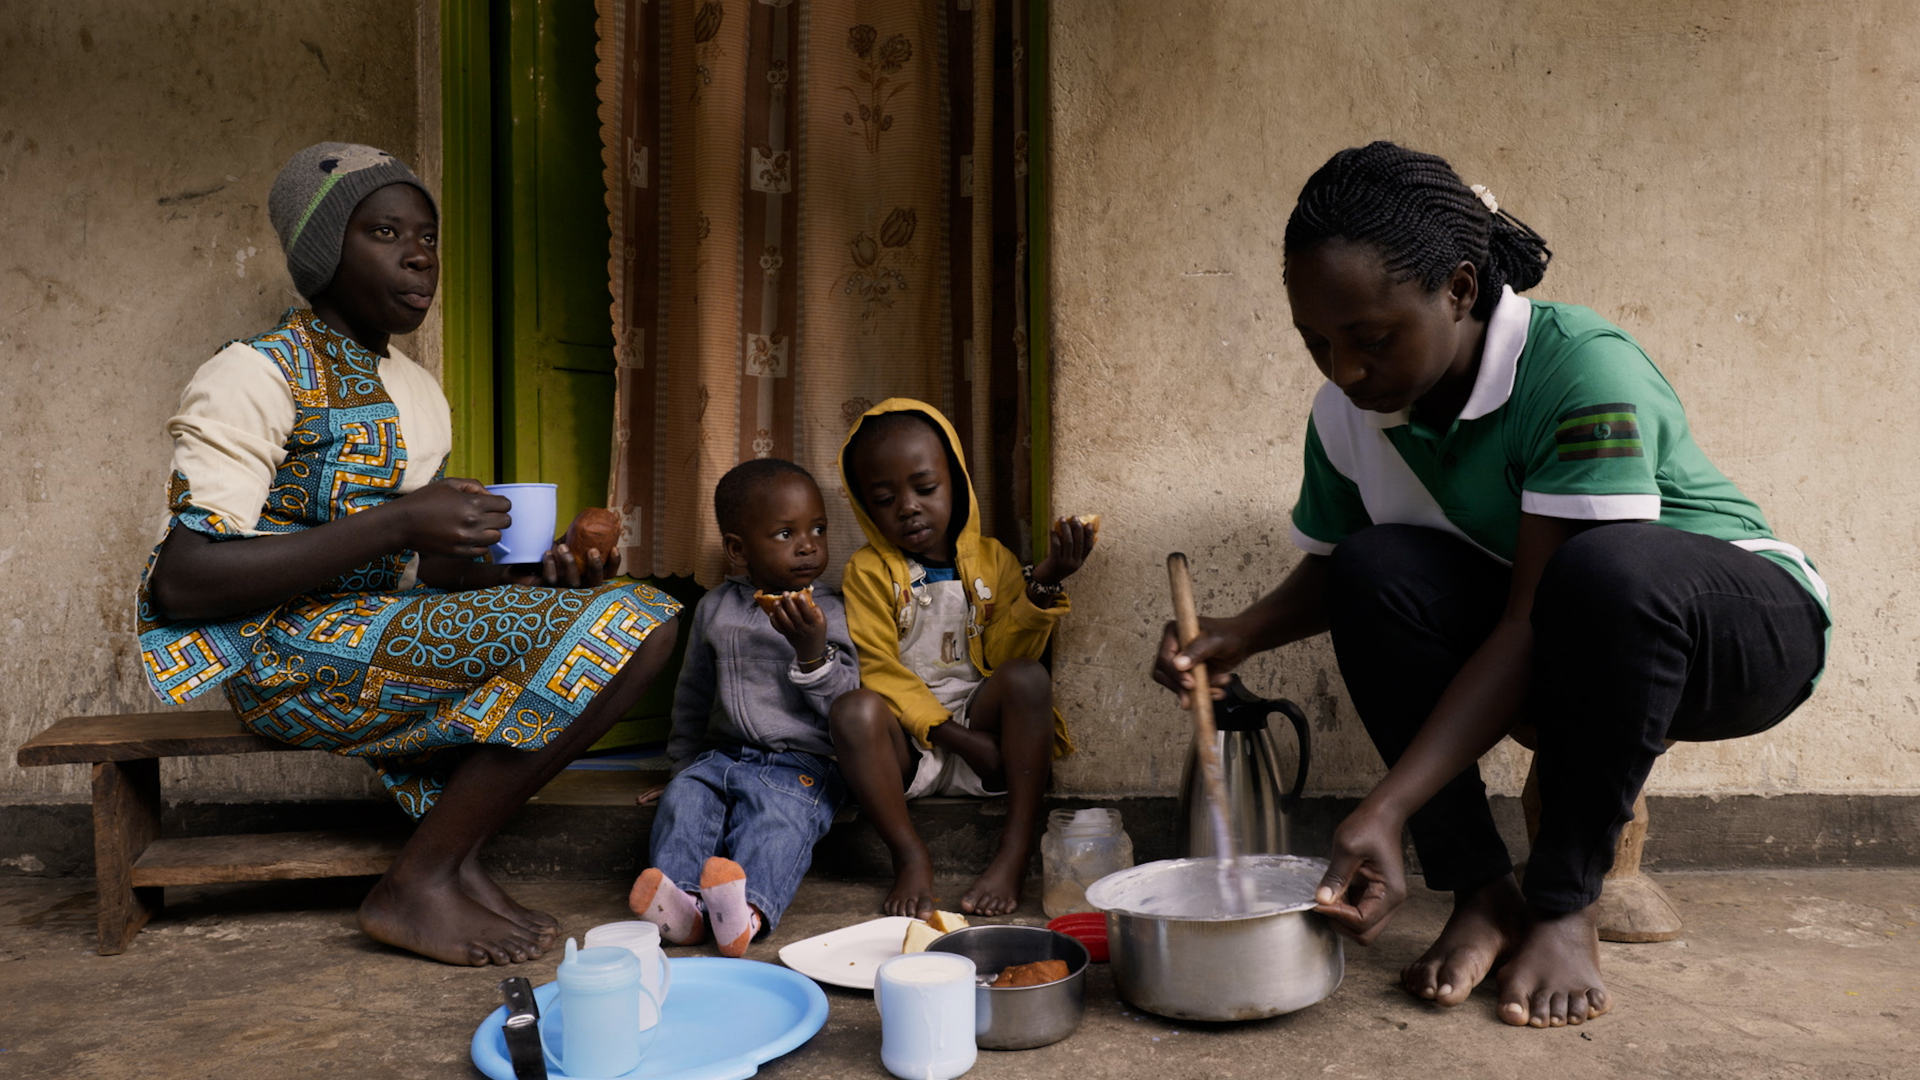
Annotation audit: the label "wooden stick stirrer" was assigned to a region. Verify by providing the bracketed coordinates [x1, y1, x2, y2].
[1167, 552, 1251, 912]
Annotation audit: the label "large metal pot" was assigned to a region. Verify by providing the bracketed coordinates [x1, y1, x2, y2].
[1084, 854, 1343, 1021]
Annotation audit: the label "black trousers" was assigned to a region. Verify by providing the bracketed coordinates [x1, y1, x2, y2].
[1326, 523, 1826, 912]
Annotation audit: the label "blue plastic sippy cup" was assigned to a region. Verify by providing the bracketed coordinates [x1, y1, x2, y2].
[549, 937, 645, 1076]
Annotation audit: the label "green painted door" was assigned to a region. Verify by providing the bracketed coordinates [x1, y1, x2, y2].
[493, 0, 615, 529]
[453, 0, 696, 751]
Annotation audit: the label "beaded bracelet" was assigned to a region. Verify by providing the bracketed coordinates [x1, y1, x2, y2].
[1023, 564, 1066, 599]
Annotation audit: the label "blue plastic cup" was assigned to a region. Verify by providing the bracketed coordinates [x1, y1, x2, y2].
[543, 939, 655, 1077]
[537, 986, 660, 1078]
[484, 483, 558, 564]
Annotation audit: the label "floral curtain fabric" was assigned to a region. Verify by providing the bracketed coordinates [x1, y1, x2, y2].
[595, 0, 1033, 587]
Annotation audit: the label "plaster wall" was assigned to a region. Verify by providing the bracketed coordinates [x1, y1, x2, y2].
[4, 0, 1915, 815]
[1047, 0, 1920, 797]
[0, 0, 438, 806]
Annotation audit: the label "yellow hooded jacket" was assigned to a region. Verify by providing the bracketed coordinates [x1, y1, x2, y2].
[837, 399, 1074, 757]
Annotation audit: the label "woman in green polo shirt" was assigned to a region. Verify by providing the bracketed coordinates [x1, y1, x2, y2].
[1154, 142, 1828, 1029]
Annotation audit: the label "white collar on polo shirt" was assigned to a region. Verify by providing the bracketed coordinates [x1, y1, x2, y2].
[1367, 285, 1532, 429]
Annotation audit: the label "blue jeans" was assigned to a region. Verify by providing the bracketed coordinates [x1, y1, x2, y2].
[647, 746, 845, 932]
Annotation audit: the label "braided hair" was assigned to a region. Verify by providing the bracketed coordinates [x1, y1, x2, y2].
[1283, 141, 1551, 321]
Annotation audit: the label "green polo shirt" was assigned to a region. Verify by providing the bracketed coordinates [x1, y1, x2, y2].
[1290, 289, 1830, 631]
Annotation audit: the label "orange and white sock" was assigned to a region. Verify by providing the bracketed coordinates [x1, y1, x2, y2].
[628, 867, 705, 945]
[699, 856, 763, 958]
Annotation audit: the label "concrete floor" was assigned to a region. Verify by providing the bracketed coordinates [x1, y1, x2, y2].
[0, 869, 1913, 1080]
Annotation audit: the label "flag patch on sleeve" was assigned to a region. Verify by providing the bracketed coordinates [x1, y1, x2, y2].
[1555, 403, 1643, 460]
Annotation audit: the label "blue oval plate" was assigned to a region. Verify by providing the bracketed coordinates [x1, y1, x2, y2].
[471, 957, 829, 1080]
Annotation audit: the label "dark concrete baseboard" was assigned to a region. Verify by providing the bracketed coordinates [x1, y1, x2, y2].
[5, 791, 1916, 883]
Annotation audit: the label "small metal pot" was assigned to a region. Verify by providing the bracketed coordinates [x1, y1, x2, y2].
[1085, 855, 1343, 1022]
[928, 924, 1089, 1050]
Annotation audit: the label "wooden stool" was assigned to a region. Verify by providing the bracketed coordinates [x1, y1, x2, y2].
[17, 711, 404, 955]
[1511, 728, 1682, 943]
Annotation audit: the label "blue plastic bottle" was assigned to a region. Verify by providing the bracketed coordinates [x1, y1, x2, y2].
[553, 938, 644, 1076]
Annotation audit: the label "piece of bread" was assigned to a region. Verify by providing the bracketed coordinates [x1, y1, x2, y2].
[564, 508, 624, 564]
[990, 959, 1070, 988]
[901, 919, 942, 954]
[753, 586, 818, 615]
[1056, 513, 1100, 538]
[926, 910, 968, 933]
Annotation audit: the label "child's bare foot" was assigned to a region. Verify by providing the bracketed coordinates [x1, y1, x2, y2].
[884, 845, 937, 919]
[359, 873, 546, 966]
[458, 851, 559, 945]
[1401, 874, 1526, 1006]
[960, 848, 1027, 916]
[1496, 905, 1612, 1027]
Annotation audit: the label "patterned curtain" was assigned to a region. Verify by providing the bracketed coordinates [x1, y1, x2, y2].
[595, 0, 1033, 587]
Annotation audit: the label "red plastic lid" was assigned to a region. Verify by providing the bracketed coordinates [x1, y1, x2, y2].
[1046, 913, 1109, 962]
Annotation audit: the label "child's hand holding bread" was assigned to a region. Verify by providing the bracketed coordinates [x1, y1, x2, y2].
[757, 587, 829, 669]
[1026, 513, 1100, 606]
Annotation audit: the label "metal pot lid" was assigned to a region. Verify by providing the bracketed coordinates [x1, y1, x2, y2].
[1085, 855, 1328, 922]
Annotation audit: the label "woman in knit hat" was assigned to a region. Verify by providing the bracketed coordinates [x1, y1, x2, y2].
[138, 143, 682, 966]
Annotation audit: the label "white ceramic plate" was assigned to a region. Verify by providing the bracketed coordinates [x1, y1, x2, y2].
[777, 915, 914, 990]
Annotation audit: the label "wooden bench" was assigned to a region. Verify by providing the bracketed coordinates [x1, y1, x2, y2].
[16, 712, 404, 955]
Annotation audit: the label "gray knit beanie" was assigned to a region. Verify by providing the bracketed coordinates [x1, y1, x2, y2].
[267, 142, 437, 299]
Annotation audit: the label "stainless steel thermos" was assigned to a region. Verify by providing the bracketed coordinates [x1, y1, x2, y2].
[1175, 677, 1312, 858]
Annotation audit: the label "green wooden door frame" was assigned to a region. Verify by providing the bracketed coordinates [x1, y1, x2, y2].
[442, 0, 693, 751]
[493, 0, 622, 531]
[449, 0, 620, 527]
[1027, 0, 1054, 561]
[440, 0, 494, 483]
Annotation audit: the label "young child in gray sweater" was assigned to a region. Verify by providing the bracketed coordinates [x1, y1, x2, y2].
[629, 459, 859, 956]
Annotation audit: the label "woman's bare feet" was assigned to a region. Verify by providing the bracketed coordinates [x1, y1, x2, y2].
[884, 844, 937, 919]
[1496, 905, 1612, 1027]
[1401, 874, 1527, 1006]
[960, 846, 1028, 916]
[458, 849, 559, 946]
[359, 872, 547, 966]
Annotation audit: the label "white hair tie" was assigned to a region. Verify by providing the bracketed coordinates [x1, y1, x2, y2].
[1470, 184, 1499, 214]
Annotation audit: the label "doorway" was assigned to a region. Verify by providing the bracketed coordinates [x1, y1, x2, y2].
[436, 0, 1055, 746]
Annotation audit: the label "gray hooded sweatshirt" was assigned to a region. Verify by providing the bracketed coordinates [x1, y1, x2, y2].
[666, 576, 860, 769]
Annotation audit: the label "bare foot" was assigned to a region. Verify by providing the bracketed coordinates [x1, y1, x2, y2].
[884, 845, 937, 919]
[960, 848, 1027, 916]
[459, 850, 559, 946]
[1401, 874, 1526, 1006]
[359, 873, 546, 966]
[1496, 905, 1612, 1027]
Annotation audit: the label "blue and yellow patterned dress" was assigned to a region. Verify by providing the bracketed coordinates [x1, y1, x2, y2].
[137, 309, 680, 816]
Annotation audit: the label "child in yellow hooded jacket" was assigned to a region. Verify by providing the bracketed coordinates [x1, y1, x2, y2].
[830, 400, 1096, 917]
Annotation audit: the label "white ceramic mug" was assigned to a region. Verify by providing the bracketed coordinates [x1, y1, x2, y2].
[583, 920, 674, 1028]
[874, 951, 977, 1080]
